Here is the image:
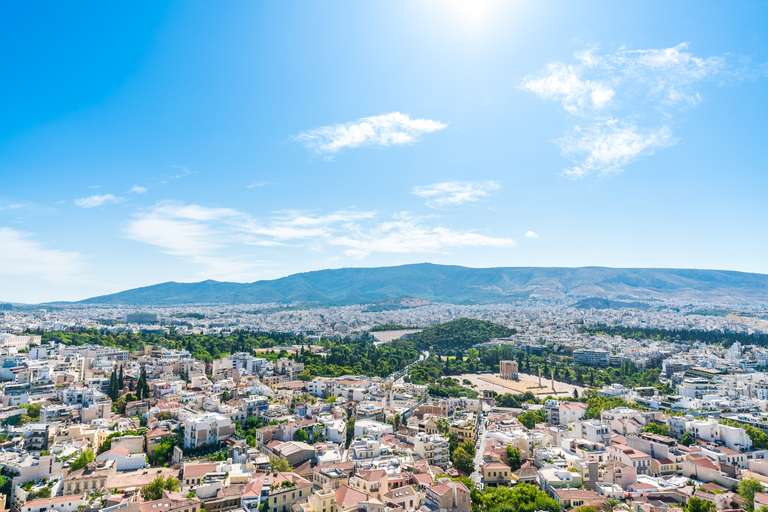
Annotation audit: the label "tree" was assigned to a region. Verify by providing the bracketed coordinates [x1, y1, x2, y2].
[141, 476, 180, 501]
[507, 447, 522, 471]
[118, 365, 124, 390]
[603, 498, 620, 512]
[739, 478, 764, 512]
[436, 418, 450, 434]
[517, 410, 545, 429]
[69, 447, 95, 471]
[472, 482, 559, 512]
[687, 496, 717, 512]
[113, 396, 127, 415]
[293, 429, 308, 442]
[680, 432, 694, 446]
[269, 457, 292, 472]
[220, 390, 229, 403]
[108, 372, 119, 401]
[394, 414, 401, 430]
[451, 445, 475, 475]
[137, 367, 151, 400]
[573, 388, 579, 398]
[642, 423, 669, 437]
[345, 414, 356, 448]
[467, 348, 479, 362]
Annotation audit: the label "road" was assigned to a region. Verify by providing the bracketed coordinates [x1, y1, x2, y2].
[388, 350, 429, 384]
[470, 411, 487, 489]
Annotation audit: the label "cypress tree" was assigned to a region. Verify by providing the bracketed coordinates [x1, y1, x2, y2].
[108, 372, 118, 401]
[118, 366, 124, 390]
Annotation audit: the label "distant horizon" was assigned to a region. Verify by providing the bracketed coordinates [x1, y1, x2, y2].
[2, 2, 768, 303]
[4, 263, 765, 306]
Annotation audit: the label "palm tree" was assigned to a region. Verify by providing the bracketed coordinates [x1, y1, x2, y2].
[603, 498, 620, 512]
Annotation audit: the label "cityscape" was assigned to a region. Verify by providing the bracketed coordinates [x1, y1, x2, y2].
[2, 2, 768, 512]
[1, 297, 768, 512]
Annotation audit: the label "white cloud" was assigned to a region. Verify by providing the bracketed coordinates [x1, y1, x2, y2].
[129, 185, 147, 194]
[330, 220, 515, 259]
[294, 112, 447, 156]
[522, 62, 615, 114]
[525, 231, 539, 238]
[74, 194, 122, 208]
[125, 202, 515, 274]
[159, 165, 192, 184]
[558, 120, 676, 178]
[412, 181, 500, 208]
[524, 43, 737, 178]
[0, 227, 82, 282]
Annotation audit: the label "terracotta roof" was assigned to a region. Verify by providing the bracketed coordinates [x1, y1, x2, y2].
[383, 485, 416, 500]
[411, 473, 433, 485]
[754, 492, 768, 506]
[103, 446, 131, 457]
[293, 459, 315, 476]
[700, 483, 728, 493]
[482, 462, 510, 470]
[146, 427, 172, 440]
[429, 481, 469, 496]
[358, 469, 387, 482]
[139, 498, 172, 512]
[513, 467, 539, 478]
[183, 462, 218, 478]
[112, 467, 179, 490]
[217, 484, 245, 498]
[243, 479, 264, 498]
[335, 484, 372, 510]
[689, 457, 720, 471]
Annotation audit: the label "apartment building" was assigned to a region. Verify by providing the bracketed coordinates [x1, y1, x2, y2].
[184, 413, 235, 449]
[573, 349, 610, 368]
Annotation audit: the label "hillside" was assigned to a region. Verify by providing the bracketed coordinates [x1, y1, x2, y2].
[407, 318, 515, 351]
[71, 263, 768, 305]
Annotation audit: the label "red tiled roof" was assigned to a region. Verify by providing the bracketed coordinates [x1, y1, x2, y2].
[335, 484, 372, 510]
[103, 446, 131, 457]
[183, 462, 217, 478]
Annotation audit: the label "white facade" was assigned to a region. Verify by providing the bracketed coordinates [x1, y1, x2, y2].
[573, 349, 610, 367]
[184, 413, 234, 449]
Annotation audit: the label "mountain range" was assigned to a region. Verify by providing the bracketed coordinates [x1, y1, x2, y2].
[67, 263, 768, 305]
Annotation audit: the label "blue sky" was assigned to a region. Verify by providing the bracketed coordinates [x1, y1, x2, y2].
[2, 1, 768, 303]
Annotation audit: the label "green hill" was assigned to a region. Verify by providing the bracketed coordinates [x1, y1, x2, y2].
[67, 263, 768, 305]
[408, 318, 516, 351]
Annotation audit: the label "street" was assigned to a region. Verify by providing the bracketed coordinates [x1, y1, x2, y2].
[470, 411, 487, 488]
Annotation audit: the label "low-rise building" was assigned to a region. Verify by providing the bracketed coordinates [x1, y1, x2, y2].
[482, 462, 512, 487]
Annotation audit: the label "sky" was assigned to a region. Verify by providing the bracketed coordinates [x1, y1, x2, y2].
[2, 1, 768, 303]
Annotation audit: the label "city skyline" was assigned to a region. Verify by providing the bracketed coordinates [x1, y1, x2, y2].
[2, 1, 768, 303]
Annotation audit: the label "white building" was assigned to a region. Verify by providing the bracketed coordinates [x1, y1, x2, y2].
[184, 413, 235, 449]
[95, 447, 147, 471]
[573, 349, 609, 367]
